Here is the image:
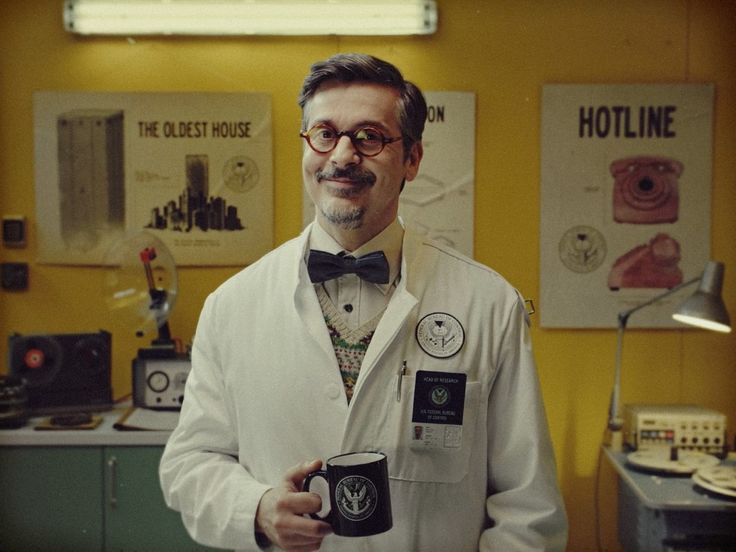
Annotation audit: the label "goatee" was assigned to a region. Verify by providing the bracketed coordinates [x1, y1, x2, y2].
[320, 205, 365, 229]
[315, 166, 375, 229]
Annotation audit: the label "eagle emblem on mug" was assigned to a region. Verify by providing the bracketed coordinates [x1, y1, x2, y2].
[336, 476, 377, 521]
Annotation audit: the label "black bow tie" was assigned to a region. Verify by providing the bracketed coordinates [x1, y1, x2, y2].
[307, 250, 390, 284]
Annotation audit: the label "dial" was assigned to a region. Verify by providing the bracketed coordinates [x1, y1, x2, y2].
[147, 370, 170, 393]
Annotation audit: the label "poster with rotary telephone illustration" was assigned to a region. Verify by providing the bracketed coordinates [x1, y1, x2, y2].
[33, 92, 272, 266]
[540, 84, 713, 328]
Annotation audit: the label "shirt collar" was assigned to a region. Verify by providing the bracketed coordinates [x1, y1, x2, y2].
[308, 219, 404, 293]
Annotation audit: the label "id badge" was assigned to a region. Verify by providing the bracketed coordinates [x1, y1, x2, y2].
[410, 370, 466, 450]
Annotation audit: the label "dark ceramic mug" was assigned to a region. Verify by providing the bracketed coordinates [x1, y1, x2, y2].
[304, 451, 392, 537]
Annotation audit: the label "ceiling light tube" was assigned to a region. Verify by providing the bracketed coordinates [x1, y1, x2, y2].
[64, 0, 438, 36]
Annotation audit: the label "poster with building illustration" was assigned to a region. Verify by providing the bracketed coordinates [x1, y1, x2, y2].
[540, 84, 713, 328]
[34, 92, 272, 266]
[302, 91, 476, 258]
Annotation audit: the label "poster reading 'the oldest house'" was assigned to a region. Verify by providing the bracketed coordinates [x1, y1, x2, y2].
[34, 92, 273, 266]
[540, 84, 714, 328]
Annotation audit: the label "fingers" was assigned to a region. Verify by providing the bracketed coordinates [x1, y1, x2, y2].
[269, 500, 331, 550]
[255, 459, 333, 551]
[284, 458, 324, 491]
[278, 486, 324, 516]
[258, 490, 332, 551]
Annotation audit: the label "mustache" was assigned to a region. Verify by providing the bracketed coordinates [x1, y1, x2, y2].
[316, 166, 376, 186]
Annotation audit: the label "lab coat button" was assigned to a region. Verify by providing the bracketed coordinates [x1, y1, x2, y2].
[326, 383, 342, 399]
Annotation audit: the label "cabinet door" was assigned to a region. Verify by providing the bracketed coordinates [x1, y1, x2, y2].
[0, 446, 104, 552]
[104, 446, 216, 552]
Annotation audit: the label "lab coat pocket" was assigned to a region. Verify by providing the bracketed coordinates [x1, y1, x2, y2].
[383, 378, 481, 484]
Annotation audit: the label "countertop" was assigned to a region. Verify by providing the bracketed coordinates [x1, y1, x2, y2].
[0, 403, 176, 447]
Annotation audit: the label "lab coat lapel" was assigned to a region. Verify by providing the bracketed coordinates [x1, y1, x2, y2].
[292, 226, 339, 366]
[355, 230, 422, 378]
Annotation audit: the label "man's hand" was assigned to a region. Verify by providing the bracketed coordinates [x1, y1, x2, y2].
[255, 459, 332, 551]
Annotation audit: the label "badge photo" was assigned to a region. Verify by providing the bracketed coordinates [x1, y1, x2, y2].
[415, 312, 465, 358]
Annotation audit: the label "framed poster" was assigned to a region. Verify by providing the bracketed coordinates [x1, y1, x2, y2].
[34, 92, 273, 266]
[540, 84, 714, 328]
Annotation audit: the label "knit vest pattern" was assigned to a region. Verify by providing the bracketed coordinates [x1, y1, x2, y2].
[316, 286, 386, 403]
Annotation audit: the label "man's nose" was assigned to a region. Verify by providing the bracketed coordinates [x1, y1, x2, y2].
[329, 135, 361, 165]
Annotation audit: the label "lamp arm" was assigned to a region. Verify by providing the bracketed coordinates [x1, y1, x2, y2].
[607, 275, 700, 435]
[617, 275, 700, 326]
[608, 321, 627, 431]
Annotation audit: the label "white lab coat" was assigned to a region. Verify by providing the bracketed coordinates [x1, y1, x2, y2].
[159, 223, 568, 551]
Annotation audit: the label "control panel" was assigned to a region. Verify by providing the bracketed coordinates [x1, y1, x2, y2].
[623, 404, 727, 455]
[133, 355, 190, 410]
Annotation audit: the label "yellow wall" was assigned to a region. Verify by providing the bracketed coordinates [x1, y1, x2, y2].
[1, 1, 734, 550]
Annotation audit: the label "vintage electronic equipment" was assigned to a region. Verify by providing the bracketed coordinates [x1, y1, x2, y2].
[8, 330, 113, 414]
[623, 404, 727, 455]
[0, 374, 28, 429]
[104, 231, 189, 411]
[133, 352, 190, 410]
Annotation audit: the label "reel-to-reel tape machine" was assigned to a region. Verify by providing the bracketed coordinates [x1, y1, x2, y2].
[8, 330, 113, 414]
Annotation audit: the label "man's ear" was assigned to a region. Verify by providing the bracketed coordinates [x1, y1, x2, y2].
[404, 141, 424, 182]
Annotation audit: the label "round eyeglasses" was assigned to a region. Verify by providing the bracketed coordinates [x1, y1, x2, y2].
[300, 123, 402, 157]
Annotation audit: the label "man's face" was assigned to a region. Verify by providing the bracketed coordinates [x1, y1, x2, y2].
[302, 81, 422, 245]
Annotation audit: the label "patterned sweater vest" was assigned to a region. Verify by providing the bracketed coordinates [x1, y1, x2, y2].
[316, 286, 385, 403]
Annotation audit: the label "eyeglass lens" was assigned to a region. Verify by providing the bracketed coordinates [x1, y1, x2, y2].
[302, 124, 398, 157]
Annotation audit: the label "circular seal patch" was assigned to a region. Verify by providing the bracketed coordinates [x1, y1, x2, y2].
[335, 475, 377, 521]
[558, 225, 607, 273]
[415, 312, 465, 358]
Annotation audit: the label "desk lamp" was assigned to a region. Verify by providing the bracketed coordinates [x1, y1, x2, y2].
[607, 260, 731, 452]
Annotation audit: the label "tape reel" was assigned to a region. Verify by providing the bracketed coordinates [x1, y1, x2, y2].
[692, 465, 736, 498]
[9, 334, 65, 388]
[626, 449, 720, 474]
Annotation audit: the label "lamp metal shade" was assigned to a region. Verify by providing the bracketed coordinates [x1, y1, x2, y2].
[672, 261, 731, 333]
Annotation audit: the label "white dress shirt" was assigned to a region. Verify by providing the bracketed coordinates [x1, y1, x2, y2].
[308, 219, 403, 329]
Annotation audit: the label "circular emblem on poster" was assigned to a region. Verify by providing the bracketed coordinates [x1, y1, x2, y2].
[558, 225, 607, 273]
[335, 475, 377, 521]
[415, 312, 465, 358]
[223, 155, 259, 193]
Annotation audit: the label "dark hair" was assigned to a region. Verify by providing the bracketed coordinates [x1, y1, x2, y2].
[298, 53, 427, 155]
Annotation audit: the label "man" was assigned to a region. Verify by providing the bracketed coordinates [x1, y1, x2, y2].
[160, 53, 568, 551]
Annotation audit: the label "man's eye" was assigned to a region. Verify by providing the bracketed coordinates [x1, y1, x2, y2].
[313, 127, 336, 140]
[355, 128, 382, 142]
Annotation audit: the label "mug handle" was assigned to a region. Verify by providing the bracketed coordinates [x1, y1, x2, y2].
[303, 470, 331, 521]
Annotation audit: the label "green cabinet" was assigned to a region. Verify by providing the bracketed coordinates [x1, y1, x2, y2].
[0, 446, 214, 552]
[0, 446, 104, 551]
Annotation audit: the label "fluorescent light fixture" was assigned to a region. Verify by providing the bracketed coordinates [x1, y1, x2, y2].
[64, 0, 438, 36]
[606, 260, 731, 451]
